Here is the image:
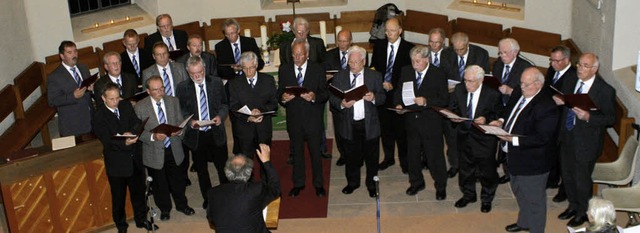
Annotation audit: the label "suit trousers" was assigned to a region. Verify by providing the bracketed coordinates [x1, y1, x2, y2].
[331, 110, 346, 158]
[458, 134, 498, 202]
[378, 104, 408, 169]
[561, 135, 597, 215]
[344, 120, 380, 190]
[511, 172, 549, 233]
[147, 147, 189, 212]
[193, 130, 229, 199]
[107, 159, 147, 230]
[406, 119, 447, 191]
[290, 122, 324, 188]
[443, 120, 459, 169]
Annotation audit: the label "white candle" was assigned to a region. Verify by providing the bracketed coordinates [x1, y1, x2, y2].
[260, 25, 268, 49]
[244, 29, 251, 38]
[319, 21, 327, 47]
[636, 51, 640, 92]
[335, 26, 342, 44]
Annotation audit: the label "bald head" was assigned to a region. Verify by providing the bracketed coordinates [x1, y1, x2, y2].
[336, 30, 353, 52]
[385, 17, 402, 43]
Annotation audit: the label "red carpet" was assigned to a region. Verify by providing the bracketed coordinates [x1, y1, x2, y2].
[254, 139, 332, 219]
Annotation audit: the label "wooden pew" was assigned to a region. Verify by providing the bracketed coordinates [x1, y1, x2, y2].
[174, 21, 205, 38]
[0, 85, 30, 160]
[274, 13, 335, 36]
[335, 10, 375, 52]
[506, 27, 561, 56]
[404, 10, 452, 37]
[452, 18, 506, 47]
[101, 33, 148, 54]
[208, 16, 267, 51]
[44, 46, 104, 76]
[12, 62, 55, 147]
[598, 97, 635, 163]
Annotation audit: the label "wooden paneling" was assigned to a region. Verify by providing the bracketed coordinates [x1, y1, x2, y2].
[452, 18, 505, 46]
[274, 13, 334, 35]
[404, 10, 452, 37]
[102, 33, 148, 54]
[508, 27, 561, 56]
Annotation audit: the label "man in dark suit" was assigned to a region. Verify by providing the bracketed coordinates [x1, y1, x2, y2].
[94, 51, 137, 106]
[393, 45, 448, 199]
[329, 45, 385, 198]
[492, 68, 559, 233]
[121, 29, 153, 87]
[206, 144, 280, 233]
[545, 45, 576, 203]
[446, 32, 490, 81]
[277, 39, 329, 197]
[93, 83, 158, 233]
[279, 17, 326, 65]
[449, 65, 502, 213]
[177, 34, 218, 78]
[145, 14, 188, 53]
[427, 28, 450, 72]
[555, 53, 616, 227]
[142, 42, 189, 96]
[134, 76, 195, 221]
[492, 38, 534, 184]
[215, 18, 264, 79]
[228, 52, 278, 158]
[176, 56, 229, 209]
[371, 17, 414, 172]
[47, 40, 94, 137]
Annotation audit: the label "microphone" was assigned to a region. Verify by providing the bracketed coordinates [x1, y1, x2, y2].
[373, 176, 381, 233]
[146, 176, 153, 183]
[373, 176, 380, 196]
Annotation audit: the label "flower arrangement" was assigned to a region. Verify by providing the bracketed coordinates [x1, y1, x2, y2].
[266, 21, 294, 50]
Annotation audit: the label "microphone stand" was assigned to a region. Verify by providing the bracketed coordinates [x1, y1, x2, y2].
[374, 176, 381, 233]
[144, 176, 157, 233]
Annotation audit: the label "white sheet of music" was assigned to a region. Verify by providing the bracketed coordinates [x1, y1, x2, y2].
[262, 206, 268, 221]
[402, 81, 416, 106]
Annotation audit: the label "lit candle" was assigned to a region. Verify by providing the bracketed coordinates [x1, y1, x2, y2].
[319, 21, 327, 47]
[125, 16, 130, 21]
[244, 29, 251, 38]
[110, 19, 114, 24]
[488, 1, 492, 5]
[473, 0, 477, 3]
[260, 25, 268, 49]
[94, 23, 99, 28]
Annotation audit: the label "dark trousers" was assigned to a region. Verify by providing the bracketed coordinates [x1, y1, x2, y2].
[378, 106, 407, 169]
[290, 123, 324, 188]
[511, 172, 549, 233]
[407, 120, 447, 190]
[147, 147, 189, 212]
[547, 143, 562, 185]
[443, 120, 459, 169]
[193, 130, 229, 199]
[458, 134, 498, 202]
[107, 159, 147, 230]
[561, 136, 597, 215]
[237, 125, 272, 180]
[344, 120, 379, 190]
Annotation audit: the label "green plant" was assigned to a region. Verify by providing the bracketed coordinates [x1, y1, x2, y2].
[267, 21, 294, 50]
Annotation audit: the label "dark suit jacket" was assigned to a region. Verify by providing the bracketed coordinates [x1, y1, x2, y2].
[371, 38, 414, 106]
[215, 36, 265, 79]
[93, 72, 138, 106]
[206, 161, 280, 233]
[443, 44, 490, 81]
[503, 89, 559, 175]
[228, 73, 278, 143]
[176, 76, 228, 149]
[329, 68, 385, 140]
[276, 61, 329, 132]
[545, 65, 576, 91]
[394, 65, 448, 134]
[176, 52, 219, 78]
[121, 49, 153, 79]
[279, 36, 326, 65]
[93, 100, 142, 177]
[141, 62, 189, 95]
[492, 56, 534, 88]
[144, 29, 188, 54]
[558, 75, 616, 160]
[450, 84, 503, 157]
[47, 64, 94, 136]
[323, 47, 369, 71]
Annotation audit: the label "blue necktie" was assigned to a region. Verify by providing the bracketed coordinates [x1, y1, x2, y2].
[199, 84, 210, 131]
[163, 68, 173, 96]
[114, 108, 120, 120]
[458, 56, 465, 79]
[249, 78, 255, 88]
[384, 44, 395, 82]
[433, 53, 440, 67]
[116, 78, 123, 96]
[552, 72, 560, 85]
[70, 67, 82, 87]
[502, 97, 526, 148]
[132, 54, 140, 77]
[166, 37, 174, 51]
[297, 67, 304, 87]
[466, 92, 473, 128]
[351, 73, 360, 88]
[416, 72, 423, 89]
[233, 43, 240, 63]
[501, 65, 511, 84]
[156, 102, 171, 148]
[341, 51, 347, 70]
[565, 82, 584, 131]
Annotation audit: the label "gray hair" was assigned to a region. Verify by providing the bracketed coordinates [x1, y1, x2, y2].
[291, 38, 310, 52]
[409, 45, 430, 58]
[348, 45, 367, 62]
[465, 65, 485, 80]
[550, 45, 570, 59]
[587, 197, 616, 232]
[222, 18, 240, 32]
[428, 28, 446, 41]
[451, 32, 469, 45]
[499, 38, 520, 52]
[224, 155, 254, 182]
[186, 55, 205, 69]
[292, 17, 309, 31]
[239, 51, 258, 66]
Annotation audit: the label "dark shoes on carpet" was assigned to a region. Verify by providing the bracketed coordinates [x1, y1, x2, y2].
[160, 211, 170, 221]
[289, 186, 305, 197]
[447, 167, 458, 178]
[567, 215, 589, 227]
[505, 223, 529, 232]
[480, 202, 492, 213]
[315, 187, 326, 197]
[405, 184, 425, 196]
[178, 206, 195, 216]
[553, 190, 567, 202]
[436, 190, 446, 200]
[336, 157, 346, 166]
[558, 208, 577, 220]
[499, 175, 510, 184]
[342, 185, 359, 194]
[202, 200, 208, 209]
[454, 197, 477, 208]
[136, 220, 159, 231]
[368, 189, 378, 198]
[378, 160, 395, 171]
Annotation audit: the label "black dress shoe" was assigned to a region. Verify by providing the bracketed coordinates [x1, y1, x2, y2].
[553, 191, 567, 203]
[378, 160, 395, 171]
[202, 200, 208, 209]
[567, 215, 588, 227]
[185, 179, 192, 186]
[336, 157, 346, 166]
[499, 175, 510, 184]
[401, 168, 408, 174]
[287, 155, 294, 165]
[341, 185, 359, 194]
[189, 165, 196, 173]
[178, 206, 195, 216]
[447, 168, 458, 178]
[558, 208, 577, 220]
[480, 202, 492, 213]
[505, 223, 529, 232]
[405, 184, 425, 196]
[315, 187, 326, 197]
[321, 152, 332, 159]
[136, 220, 159, 231]
[546, 182, 560, 189]
[436, 190, 446, 200]
[289, 186, 305, 197]
[454, 197, 477, 208]
[368, 189, 378, 198]
[160, 211, 170, 221]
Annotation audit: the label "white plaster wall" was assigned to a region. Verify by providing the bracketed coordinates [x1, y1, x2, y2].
[24, 0, 74, 61]
[134, 0, 159, 18]
[612, 0, 640, 70]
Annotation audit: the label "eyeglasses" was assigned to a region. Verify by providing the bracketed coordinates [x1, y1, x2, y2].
[242, 66, 257, 70]
[549, 58, 567, 63]
[577, 63, 596, 69]
[520, 80, 539, 88]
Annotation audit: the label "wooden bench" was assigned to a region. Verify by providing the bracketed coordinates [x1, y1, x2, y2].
[452, 18, 506, 47]
[101, 33, 148, 55]
[334, 10, 375, 52]
[506, 27, 561, 56]
[45, 46, 104, 76]
[274, 13, 335, 36]
[599, 97, 635, 163]
[404, 10, 452, 38]
[174, 21, 205, 39]
[208, 16, 267, 51]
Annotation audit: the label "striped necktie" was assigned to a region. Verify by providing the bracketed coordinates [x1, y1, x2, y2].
[166, 37, 174, 51]
[70, 67, 82, 87]
[466, 92, 473, 128]
[132, 54, 140, 77]
[249, 78, 255, 88]
[163, 68, 173, 96]
[116, 78, 123, 95]
[384, 44, 394, 83]
[199, 84, 210, 131]
[297, 67, 304, 87]
[501, 65, 511, 84]
[156, 101, 171, 148]
[341, 51, 347, 70]
[351, 73, 360, 88]
[416, 72, 423, 88]
[114, 108, 120, 120]
[458, 56, 465, 79]
[565, 82, 585, 131]
[433, 53, 440, 67]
